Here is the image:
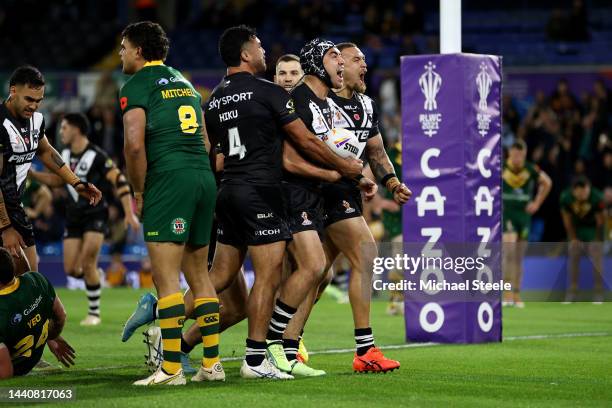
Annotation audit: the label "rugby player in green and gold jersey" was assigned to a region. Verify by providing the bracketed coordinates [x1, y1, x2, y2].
[502, 140, 551, 307]
[0, 248, 75, 378]
[560, 176, 605, 303]
[119, 21, 222, 386]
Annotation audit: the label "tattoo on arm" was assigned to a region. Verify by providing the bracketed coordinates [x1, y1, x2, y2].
[51, 151, 65, 168]
[0, 191, 10, 228]
[366, 136, 395, 182]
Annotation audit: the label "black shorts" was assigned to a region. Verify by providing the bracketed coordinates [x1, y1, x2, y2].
[0, 206, 35, 248]
[216, 182, 291, 247]
[64, 209, 109, 239]
[322, 181, 363, 227]
[282, 181, 324, 234]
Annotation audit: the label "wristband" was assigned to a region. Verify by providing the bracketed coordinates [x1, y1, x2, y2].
[385, 176, 401, 193]
[0, 224, 11, 233]
[72, 181, 87, 189]
[355, 174, 364, 181]
[119, 191, 132, 199]
[56, 163, 81, 186]
[380, 173, 397, 186]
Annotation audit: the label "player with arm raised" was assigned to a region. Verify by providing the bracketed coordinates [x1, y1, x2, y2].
[203, 27, 361, 380]
[30, 113, 139, 327]
[119, 21, 221, 386]
[281, 42, 410, 373]
[0, 248, 75, 379]
[0, 66, 101, 274]
[121, 51, 307, 374]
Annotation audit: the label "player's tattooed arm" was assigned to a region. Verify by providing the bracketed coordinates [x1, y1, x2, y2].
[36, 136, 80, 185]
[0, 190, 11, 231]
[123, 108, 147, 194]
[106, 168, 140, 230]
[283, 140, 341, 182]
[28, 168, 64, 187]
[365, 134, 411, 204]
[283, 119, 362, 178]
[365, 134, 395, 182]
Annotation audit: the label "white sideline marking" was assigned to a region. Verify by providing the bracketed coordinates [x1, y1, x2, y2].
[33, 331, 610, 374]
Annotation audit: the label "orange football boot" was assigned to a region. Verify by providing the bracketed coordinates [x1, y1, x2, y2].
[353, 347, 400, 373]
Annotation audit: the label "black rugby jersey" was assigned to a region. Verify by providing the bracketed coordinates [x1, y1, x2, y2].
[0, 103, 44, 212]
[328, 91, 380, 160]
[204, 72, 297, 184]
[62, 143, 113, 214]
[283, 82, 335, 188]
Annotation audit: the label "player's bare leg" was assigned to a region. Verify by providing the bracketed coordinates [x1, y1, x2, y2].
[133, 242, 187, 385]
[502, 232, 517, 305]
[565, 240, 583, 303]
[513, 239, 528, 307]
[182, 271, 248, 346]
[249, 241, 286, 341]
[587, 242, 604, 303]
[63, 238, 82, 277]
[182, 244, 224, 381]
[79, 232, 104, 325]
[283, 237, 339, 345]
[325, 217, 376, 329]
[279, 231, 326, 308]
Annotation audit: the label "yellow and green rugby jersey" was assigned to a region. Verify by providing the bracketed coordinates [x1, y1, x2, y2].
[119, 61, 211, 176]
[502, 160, 540, 214]
[0, 272, 56, 376]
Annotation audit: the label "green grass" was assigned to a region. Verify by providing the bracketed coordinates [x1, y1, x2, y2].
[3, 289, 612, 407]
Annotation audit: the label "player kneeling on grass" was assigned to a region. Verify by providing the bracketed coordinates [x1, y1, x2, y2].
[0, 248, 75, 378]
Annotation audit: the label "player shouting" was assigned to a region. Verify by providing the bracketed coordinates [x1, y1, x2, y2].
[282, 42, 411, 373]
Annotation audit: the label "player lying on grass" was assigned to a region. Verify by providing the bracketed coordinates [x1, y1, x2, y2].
[0, 248, 75, 378]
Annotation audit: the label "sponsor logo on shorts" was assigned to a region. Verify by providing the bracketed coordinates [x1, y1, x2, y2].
[343, 200, 355, 214]
[301, 212, 312, 226]
[255, 229, 281, 236]
[217, 228, 223, 236]
[147, 231, 159, 237]
[171, 218, 187, 235]
[11, 313, 22, 325]
[257, 212, 274, 219]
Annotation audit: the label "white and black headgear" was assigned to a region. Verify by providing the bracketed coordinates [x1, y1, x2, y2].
[300, 38, 336, 88]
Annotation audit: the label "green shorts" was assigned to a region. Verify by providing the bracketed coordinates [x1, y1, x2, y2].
[576, 227, 597, 242]
[142, 168, 216, 245]
[503, 211, 530, 240]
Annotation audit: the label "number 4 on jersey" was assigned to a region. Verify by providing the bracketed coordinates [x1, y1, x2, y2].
[228, 127, 246, 160]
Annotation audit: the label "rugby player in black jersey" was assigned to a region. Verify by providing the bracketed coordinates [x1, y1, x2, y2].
[204, 27, 362, 379]
[0, 66, 101, 273]
[283, 43, 411, 373]
[30, 113, 139, 327]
